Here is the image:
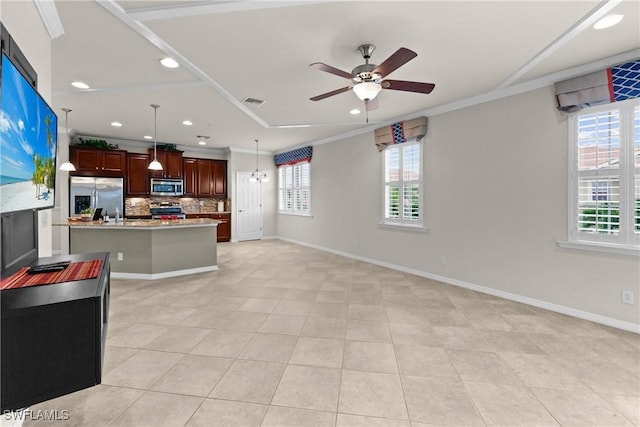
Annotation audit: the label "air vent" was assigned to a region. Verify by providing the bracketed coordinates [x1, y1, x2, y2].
[242, 97, 265, 106]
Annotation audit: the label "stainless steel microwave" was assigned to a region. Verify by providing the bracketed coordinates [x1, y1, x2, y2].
[150, 179, 184, 196]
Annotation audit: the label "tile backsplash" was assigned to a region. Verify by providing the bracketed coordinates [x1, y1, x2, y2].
[125, 197, 230, 216]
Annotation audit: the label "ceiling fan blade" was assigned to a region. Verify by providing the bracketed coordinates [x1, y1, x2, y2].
[381, 79, 435, 94]
[372, 47, 417, 77]
[310, 62, 353, 79]
[310, 86, 353, 101]
[364, 97, 379, 111]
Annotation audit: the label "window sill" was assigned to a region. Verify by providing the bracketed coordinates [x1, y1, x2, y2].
[378, 222, 429, 233]
[557, 241, 640, 257]
[279, 211, 313, 218]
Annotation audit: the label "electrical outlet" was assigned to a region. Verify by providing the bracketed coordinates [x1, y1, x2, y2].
[440, 255, 447, 265]
[117, 252, 123, 261]
[621, 291, 635, 305]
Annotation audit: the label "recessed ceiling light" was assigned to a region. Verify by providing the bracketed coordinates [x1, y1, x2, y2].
[350, 108, 361, 115]
[593, 14, 624, 29]
[182, 120, 193, 126]
[143, 135, 153, 140]
[71, 81, 90, 89]
[160, 57, 179, 68]
[198, 141, 207, 146]
[111, 121, 122, 127]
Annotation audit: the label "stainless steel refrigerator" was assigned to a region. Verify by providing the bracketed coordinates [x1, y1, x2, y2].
[69, 177, 124, 217]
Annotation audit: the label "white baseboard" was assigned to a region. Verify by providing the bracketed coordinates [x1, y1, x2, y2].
[111, 265, 218, 281]
[277, 237, 640, 334]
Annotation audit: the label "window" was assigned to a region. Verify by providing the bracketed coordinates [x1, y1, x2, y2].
[382, 141, 422, 227]
[278, 162, 310, 215]
[569, 98, 639, 250]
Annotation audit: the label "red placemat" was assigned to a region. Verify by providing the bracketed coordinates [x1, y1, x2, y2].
[0, 259, 103, 291]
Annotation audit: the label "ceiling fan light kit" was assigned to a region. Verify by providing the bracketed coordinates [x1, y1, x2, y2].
[353, 81, 382, 101]
[310, 43, 435, 109]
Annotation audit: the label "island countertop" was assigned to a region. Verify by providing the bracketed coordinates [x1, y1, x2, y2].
[59, 218, 219, 230]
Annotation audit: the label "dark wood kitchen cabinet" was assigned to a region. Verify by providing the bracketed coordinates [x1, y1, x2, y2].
[195, 159, 227, 198]
[126, 153, 150, 196]
[147, 150, 183, 179]
[186, 213, 230, 242]
[211, 212, 230, 242]
[212, 160, 227, 198]
[196, 159, 213, 197]
[183, 157, 198, 196]
[70, 147, 126, 177]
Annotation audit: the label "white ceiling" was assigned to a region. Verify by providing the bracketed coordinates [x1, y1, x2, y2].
[49, 0, 640, 153]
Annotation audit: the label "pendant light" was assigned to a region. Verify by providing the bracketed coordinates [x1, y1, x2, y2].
[58, 108, 76, 171]
[147, 104, 163, 170]
[249, 139, 269, 183]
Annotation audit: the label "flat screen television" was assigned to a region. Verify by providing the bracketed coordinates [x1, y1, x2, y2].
[0, 52, 58, 214]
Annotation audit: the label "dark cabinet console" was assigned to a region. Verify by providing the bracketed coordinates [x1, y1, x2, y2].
[1, 252, 110, 411]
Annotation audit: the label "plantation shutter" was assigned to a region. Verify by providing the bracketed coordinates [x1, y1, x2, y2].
[383, 142, 421, 224]
[575, 108, 621, 241]
[634, 105, 640, 239]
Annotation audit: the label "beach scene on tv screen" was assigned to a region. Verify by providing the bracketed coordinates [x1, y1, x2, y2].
[0, 55, 57, 214]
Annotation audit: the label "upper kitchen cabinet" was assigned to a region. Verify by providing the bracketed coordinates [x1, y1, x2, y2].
[183, 157, 198, 196]
[126, 153, 150, 196]
[196, 159, 213, 197]
[70, 147, 126, 177]
[212, 160, 227, 198]
[195, 159, 227, 198]
[147, 149, 183, 179]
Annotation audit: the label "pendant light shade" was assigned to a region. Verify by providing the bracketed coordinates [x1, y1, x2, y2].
[59, 108, 76, 172]
[148, 104, 163, 170]
[353, 81, 382, 101]
[250, 139, 268, 183]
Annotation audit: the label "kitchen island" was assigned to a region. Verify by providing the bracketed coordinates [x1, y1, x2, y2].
[64, 218, 218, 280]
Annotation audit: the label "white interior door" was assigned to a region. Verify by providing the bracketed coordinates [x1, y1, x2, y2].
[236, 171, 263, 241]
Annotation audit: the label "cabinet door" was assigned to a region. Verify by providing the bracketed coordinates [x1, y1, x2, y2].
[196, 159, 213, 197]
[211, 213, 231, 242]
[72, 148, 101, 173]
[183, 158, 198, 196]
[126, 153, 150, 196]
[71, 148, 125, 177]
[165, 152, 183, 178]
[101, 151, 126, 176]
[212, 160, 227, 198]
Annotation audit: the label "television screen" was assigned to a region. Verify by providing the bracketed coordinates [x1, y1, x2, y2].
[0, 52, 57, 214]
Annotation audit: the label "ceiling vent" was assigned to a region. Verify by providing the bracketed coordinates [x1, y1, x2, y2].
[242, 97, 265, 106]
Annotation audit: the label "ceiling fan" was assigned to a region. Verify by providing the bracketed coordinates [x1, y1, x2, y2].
[309, 44, 435, 111]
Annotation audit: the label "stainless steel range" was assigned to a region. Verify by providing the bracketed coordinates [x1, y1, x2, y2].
[150, 203, 186, 220]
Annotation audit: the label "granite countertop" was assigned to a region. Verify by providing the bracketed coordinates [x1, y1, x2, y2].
[59, 218, 219, 230]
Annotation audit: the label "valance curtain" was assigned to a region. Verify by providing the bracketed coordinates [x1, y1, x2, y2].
[555, 59, 640, 112]
[374, 117, 428, 152]
[274, 146, 313, 167]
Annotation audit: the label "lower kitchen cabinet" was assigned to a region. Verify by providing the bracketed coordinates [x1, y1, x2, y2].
[210, 213, 231, 242]
[186, 213, 230, 242]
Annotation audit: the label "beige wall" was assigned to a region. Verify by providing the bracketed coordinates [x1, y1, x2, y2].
[276, 86, 640, 330]
[1, 2, 54, 257]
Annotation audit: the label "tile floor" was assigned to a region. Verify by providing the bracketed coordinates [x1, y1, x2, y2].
[23, 240, 639, 426]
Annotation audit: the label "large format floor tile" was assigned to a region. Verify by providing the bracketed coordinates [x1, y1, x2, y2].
[18, 240, 639, 427]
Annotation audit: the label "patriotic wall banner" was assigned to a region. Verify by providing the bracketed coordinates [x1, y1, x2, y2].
[555, 59, 640, 112]
[374, 117, 428, 152]
[274, 146, 313, 167]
